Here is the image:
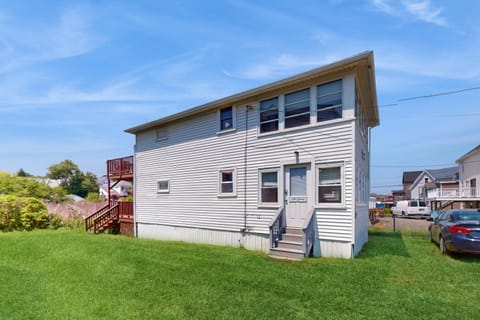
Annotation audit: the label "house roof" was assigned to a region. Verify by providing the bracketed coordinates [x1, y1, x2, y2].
[402, 171, 422, 185]
[426, 166, 458, 182]
[456, 144, 480, 163]
[125, 51, 379, 134]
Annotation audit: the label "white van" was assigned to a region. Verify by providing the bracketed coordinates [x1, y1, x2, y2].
[392, 200, 430, 217]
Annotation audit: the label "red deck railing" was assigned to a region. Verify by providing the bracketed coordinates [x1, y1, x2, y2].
[107, 156, 133, 179]
[85, 201, 133, 233]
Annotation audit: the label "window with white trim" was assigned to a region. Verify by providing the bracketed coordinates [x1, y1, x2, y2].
[317, 80, 342, 122]
[284, 88, 310, 129]
[219, 169, 236, 196]
[157, 180, 170, 193]
[219, 106, 234, 131]
[317, 165, 343, 204]
[259, 97, 279, 133]
[259, 169, 279, 205]
[156, 127, 169, 142]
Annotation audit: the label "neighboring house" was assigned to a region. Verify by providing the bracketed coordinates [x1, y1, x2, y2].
[457, 145, 480, 205]
[35, 178, 63, 188]
[98, 175, 132, 199]
[125, 52, 379, 259]
[424, 146, 480, 209]
[401, 170, 422, 199]
[410, 166, 459, 200]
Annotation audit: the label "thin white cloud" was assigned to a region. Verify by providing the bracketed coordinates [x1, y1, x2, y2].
[370, 0, 447, 26]
[0, 6, 104, 73]
[371, 0, 398, 15]
[402, 0, 447, 26]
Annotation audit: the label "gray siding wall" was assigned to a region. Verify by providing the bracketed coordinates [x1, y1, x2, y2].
[134, 74, 361, 256]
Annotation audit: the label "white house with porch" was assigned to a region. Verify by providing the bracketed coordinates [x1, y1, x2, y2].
[125, 52, 379, 259]
[427, 145, 480, 209]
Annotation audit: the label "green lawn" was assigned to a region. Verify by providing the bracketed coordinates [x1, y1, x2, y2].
[0, 230, 479, 319]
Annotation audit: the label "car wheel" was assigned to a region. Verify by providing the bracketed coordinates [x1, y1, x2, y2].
[439, 236, 448, 255]
[401, 211, 405, 217]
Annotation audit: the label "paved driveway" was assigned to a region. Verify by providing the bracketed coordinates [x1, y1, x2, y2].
[370, 216, 431, 232]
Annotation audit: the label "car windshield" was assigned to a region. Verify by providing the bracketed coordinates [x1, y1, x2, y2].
[454, 212, 480, 222]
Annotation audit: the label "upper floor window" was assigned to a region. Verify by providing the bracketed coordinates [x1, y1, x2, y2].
[156, 127, 169, 142]
[317, 80, 342, 122]
[284, 88, 310, 129]
[219, 106, 234, 131]
[259, 97, 279, 133]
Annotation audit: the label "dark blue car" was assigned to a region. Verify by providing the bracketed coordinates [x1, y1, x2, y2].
[428, 209, 480, 255]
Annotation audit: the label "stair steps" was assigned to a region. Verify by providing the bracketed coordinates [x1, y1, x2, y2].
[269, 227, 306, 261]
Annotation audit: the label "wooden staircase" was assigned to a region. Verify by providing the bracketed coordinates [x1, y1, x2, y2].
[269, 207, 316, 261]
[85, 201, 133, 234]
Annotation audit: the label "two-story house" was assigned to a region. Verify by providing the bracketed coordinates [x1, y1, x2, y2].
[125, 51, 379, 259]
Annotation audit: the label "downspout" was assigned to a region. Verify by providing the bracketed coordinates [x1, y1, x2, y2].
[242, 105, 252, 233]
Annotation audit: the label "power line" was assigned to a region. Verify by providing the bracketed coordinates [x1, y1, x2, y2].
[398, 86, 480, 102]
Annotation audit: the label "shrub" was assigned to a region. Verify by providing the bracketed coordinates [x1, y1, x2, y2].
[0, 195, 61, 231]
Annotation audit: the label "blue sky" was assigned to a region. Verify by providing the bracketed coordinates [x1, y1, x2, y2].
[0, 0, 479, 194]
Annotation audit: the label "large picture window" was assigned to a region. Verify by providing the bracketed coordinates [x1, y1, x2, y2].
[284, 88, 310, 129]
[259, 97, 279, 133]
[317, 80, 342, 122]
[259, 169, 279, 205]
[317, 165, 342, 204]
[219, 169, 236, 196]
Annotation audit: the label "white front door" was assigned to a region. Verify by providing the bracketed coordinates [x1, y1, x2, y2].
[285, 164, 312, 227]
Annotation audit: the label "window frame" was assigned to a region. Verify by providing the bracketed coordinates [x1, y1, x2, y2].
[284, 88, 311, 129]
[316, 163, 344, 207]
[316, 79, 343, 123]
[217, 106, 236, 134]
[258, 168, 280, 207]
[156, 127, 169, 142]
[259, 97, 280, 134]
[218, 168, 237, 197]
[156, 180, 170, 194]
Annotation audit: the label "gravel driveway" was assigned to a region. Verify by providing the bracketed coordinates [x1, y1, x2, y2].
[370, 216, 431, 232]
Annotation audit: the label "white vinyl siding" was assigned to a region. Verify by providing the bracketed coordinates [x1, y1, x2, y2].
[133, 71, 363, 257]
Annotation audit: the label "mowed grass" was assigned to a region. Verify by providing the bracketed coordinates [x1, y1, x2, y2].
[1, 230, 479, 320]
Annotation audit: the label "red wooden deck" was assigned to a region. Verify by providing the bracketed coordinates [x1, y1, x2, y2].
[107, 156, 134, 180]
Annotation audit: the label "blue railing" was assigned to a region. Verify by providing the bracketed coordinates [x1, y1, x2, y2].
[302, 207, 316, 257]
[269, 207, 285, 248]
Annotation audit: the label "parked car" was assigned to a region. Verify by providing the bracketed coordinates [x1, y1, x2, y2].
[392, 200, 430, 217]
[428, 209, 480, 255]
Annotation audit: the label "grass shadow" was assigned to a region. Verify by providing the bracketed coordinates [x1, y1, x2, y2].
[358, 230, 410, 258]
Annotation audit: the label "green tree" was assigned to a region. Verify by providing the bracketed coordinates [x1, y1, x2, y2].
[17, 168, 32, 177]
[46, 160, 98, 198]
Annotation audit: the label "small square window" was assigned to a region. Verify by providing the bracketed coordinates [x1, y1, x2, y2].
[157, 180, 170, 193]
[156, 127, 169, 141]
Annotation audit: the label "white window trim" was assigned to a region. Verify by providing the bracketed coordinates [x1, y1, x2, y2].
[157, 179, 170, 194]
[316, 163, 345, 208]
[218, 168, 237, 197]
[258, 168, 280, 208]
[217, 105, 237, 135]
[256, 77, 345, 137]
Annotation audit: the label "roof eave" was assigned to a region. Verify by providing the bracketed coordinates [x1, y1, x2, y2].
[125, 51, 379, 134]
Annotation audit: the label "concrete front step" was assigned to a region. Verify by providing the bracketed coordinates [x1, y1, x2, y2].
[277, 240, 303, 251]
[270, 247, 305, 260]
